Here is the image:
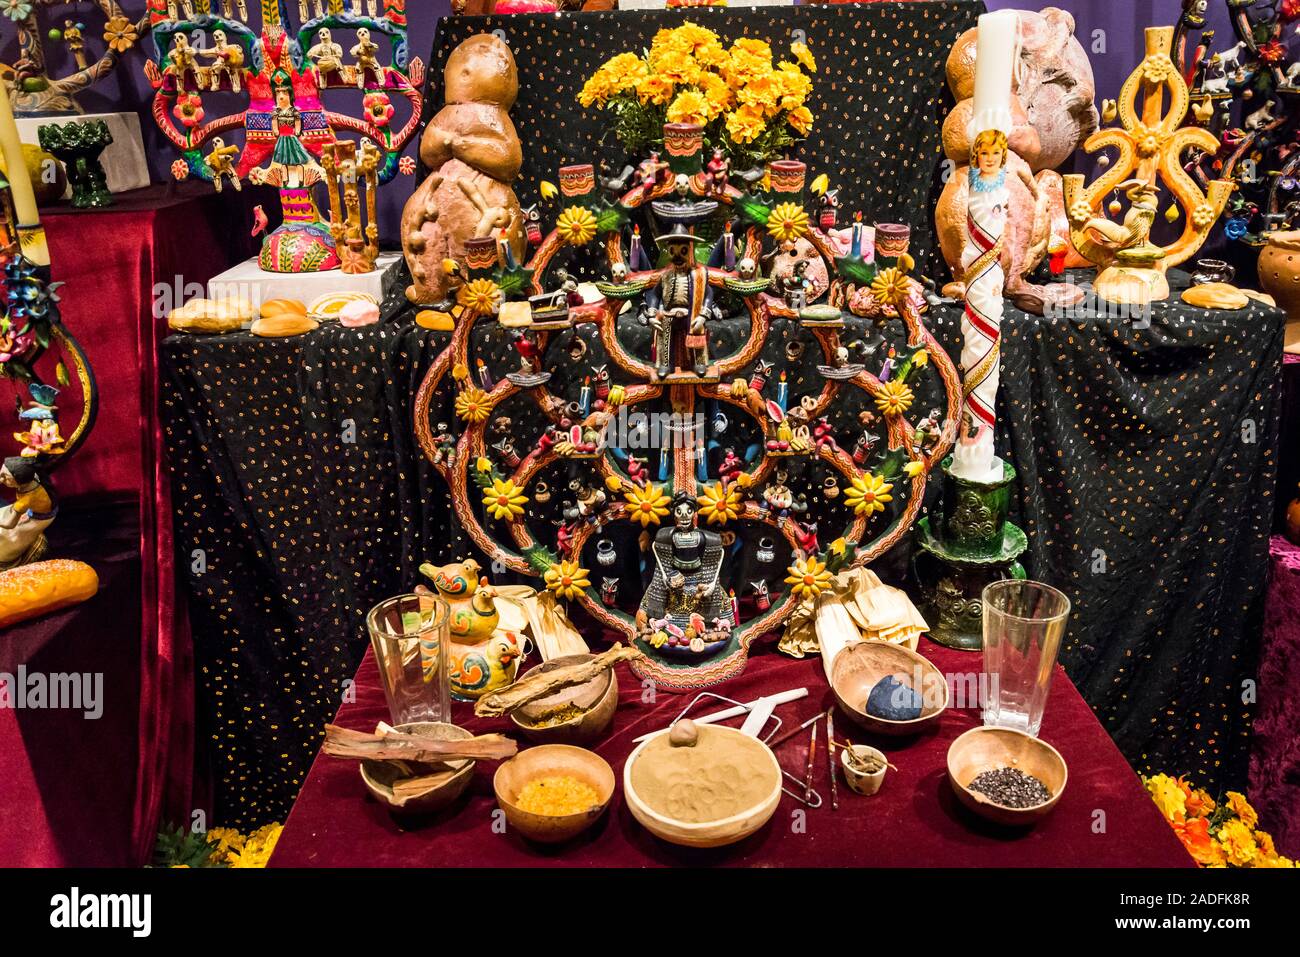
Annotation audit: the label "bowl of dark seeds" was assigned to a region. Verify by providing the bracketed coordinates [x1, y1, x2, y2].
[946, 726, 1067, 826]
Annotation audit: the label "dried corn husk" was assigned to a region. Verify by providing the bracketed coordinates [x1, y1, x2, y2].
[782, 566, 929, 676]
[489, 586, 589, 661]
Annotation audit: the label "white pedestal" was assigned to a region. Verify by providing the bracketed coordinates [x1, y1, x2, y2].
[17, 111, 151, 198]
[207, 252, 403, 308]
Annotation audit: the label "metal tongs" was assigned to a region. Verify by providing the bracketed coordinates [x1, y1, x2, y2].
[663, 691, 824, 809]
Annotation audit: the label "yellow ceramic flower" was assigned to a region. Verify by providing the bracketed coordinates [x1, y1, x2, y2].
[1225, 791, 1259, 829]
[456, 278, 502, 315]
[607, 384, 627, 406]
[874, 380, 915, 416]
[913, 349, 929, 368]
[697, 482, 742, 525]
[785, 105, 813, 136]
[556, 206, 599, 246]
[903, 460, 925, 478]
[475, 456, 492, 473]
[870, 266, 912, 310]
[482, 477, 528, 521]
[455, 385, 493, 424]
[844, 473, 894, 516]
[791, 41, 816, 73]
[785, 555, 832, 600]
[1217, 819, 1258, 867]
[545, 559, 591, 600]
[667, 90, 710, 127]
[103, 14, 138, 54]
[624, 482, 671, 527]
[767, 202, 810, 242]
[605, 475, 624, 493]
[452, 362, 469, 382]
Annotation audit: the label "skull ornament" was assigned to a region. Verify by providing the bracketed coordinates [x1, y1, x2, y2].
[737, 257, 757, 281]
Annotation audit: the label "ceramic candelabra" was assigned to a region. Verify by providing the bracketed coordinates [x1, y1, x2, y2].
[1062, 26, 1233, 307]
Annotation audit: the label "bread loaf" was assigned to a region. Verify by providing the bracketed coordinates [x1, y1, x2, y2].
[0, 560, 99, 629]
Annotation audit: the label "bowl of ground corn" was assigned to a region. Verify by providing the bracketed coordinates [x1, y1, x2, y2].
[493, 744, 615, 843]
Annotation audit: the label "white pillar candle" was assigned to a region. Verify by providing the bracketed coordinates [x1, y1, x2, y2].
[0, 88, 39, 227]
[950, 9, 1017, 485]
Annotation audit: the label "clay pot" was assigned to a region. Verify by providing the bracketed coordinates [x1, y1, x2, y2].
[1258, 231, 1300, 355]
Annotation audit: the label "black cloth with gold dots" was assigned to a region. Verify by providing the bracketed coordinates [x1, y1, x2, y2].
[928, 271, 1282, 794]
[161, 322, 450, 827]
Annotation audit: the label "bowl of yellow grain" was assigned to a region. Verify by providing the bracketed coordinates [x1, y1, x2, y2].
[492, 744, 615, 844]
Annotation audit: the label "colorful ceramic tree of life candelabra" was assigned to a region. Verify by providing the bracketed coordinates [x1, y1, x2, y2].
[2, 0, 141, 115]
[142, 0, 422, 272]
[409, 33, 960, 691]
[1176, 0, 1300, 240]
[0, 188, 97, 569]
[1061, 26, 1234, 306]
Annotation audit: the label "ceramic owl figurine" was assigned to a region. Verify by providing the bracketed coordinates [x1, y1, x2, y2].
[418, 558, 524, 699]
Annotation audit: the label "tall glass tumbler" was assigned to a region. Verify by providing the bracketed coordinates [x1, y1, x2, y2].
[981, 580, 1071, 737]
[366, 594, 451, 726]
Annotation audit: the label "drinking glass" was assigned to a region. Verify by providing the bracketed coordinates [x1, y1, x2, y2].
[366, 593, 450, 726]
[981, 580, 1071, 737]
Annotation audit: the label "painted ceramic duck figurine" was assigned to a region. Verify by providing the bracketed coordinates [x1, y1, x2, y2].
[419, 558, 499, 642]
[419, 558, 525, 700]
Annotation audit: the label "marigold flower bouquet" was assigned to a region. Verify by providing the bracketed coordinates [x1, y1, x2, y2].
[1144, 774, 1294, 867]
[578, 21, 817, 169]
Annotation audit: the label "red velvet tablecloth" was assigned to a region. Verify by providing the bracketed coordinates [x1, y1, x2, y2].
[1250, 535, 1300, 858]
[272, 639, 1194, 867]
[0, 183, 258, 865]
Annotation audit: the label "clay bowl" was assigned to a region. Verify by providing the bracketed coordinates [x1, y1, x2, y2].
[493, 744, 615, 844]
[359, 722, 475, 816]
[831, 642, 949, 736]
[623, 726, 783, 849]
[946, 726, 1068, 827]
[508, 653, 618, 746]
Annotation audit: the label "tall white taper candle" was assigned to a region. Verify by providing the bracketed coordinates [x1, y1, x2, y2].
[950, 9, 1017, 484]
[0, 82, 48, 266]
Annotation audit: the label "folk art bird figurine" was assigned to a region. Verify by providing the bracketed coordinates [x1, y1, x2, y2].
[418, 558, 526, 700]
[419, 558, 499, 641]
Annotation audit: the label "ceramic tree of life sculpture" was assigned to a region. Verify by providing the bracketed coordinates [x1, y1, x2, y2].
[142, 0, 423, 272]
[1062, 26, 1233, 306]
[4, 0, 142, 115]
[409, 30, 961, 692]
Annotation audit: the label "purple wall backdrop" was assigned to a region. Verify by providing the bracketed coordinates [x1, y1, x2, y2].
[0, 1, 1234, 244]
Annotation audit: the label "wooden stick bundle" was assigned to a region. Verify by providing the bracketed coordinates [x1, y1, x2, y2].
[323, 724, 518, 763]
[473, 643, 643, 717]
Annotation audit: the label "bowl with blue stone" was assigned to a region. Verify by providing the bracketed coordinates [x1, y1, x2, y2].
[830, 642, 949, 736]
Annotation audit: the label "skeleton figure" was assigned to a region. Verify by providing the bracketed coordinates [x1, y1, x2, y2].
[202, 30, 245, 93]
[205, 137, 242, 192]
[639, 224, 720, 379]
[170, 33, 200, 91]
[308, 28, 344, 85]
[351, 27, 382, 90]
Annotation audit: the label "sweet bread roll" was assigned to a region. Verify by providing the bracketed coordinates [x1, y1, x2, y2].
[0, 559, 99, 629]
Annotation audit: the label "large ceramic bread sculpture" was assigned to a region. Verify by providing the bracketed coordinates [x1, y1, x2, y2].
[402, 34, 527, 305]
[936, 7, 1098, 312]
